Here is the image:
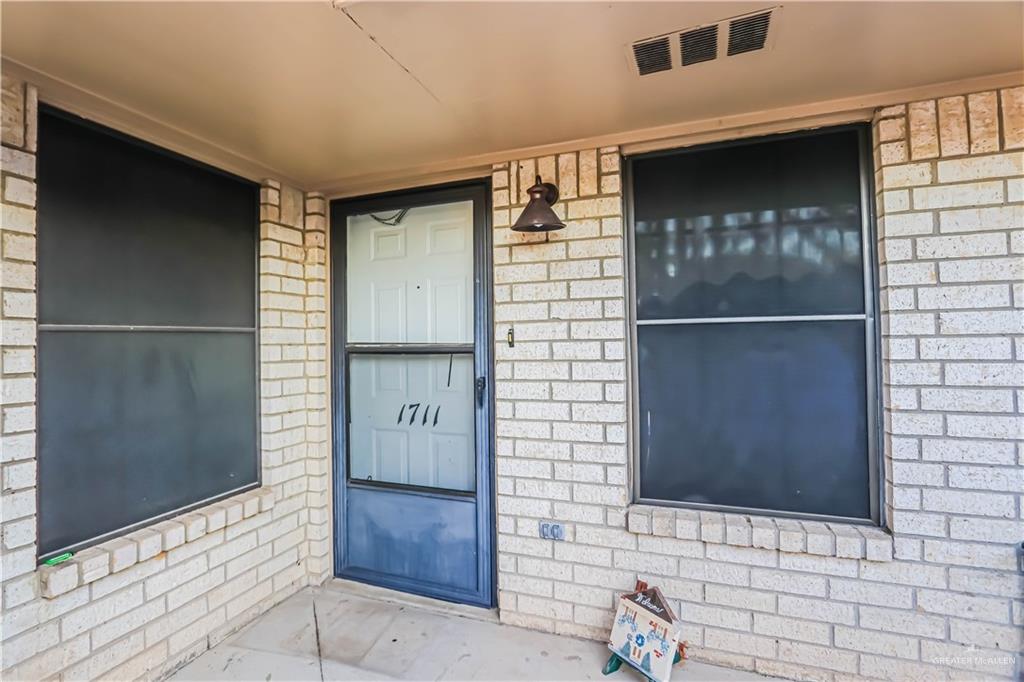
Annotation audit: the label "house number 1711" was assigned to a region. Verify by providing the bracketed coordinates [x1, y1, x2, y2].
[396, 403, 440, 427]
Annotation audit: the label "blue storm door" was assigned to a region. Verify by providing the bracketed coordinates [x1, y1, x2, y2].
[330, 183, 494, 607]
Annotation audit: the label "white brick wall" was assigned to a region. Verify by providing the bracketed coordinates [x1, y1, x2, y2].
[0, 77, 331, 681]
[2, 71, 1022, 682]
[492, 86, 1024, 681]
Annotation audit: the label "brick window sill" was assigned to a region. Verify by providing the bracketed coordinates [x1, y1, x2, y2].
[626, 504, 893, 562]
[37, 486, 276, 599]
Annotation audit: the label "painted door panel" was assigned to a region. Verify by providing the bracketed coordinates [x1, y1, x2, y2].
[345, 486, 478, 594]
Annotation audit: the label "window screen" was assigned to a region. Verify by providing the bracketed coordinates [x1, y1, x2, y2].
[631, 126, 877, 521]
[37, 107, 259, 557]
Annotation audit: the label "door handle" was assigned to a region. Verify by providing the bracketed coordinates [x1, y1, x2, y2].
[475, 376, 486, 407]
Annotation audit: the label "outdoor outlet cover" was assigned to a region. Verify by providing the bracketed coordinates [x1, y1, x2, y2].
[539, 521, 565, 540]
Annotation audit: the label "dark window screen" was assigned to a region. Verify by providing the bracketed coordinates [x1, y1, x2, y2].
[37, 110, 255, 327]
[637, 322, 870, 519]
[37, 107, 259, 557]
[633, 130, 865, 319]
[632, 126, 875, 520]
[38, 332, 259, 554]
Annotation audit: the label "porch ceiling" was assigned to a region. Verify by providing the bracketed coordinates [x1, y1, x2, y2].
[3, 1, 1021, 192]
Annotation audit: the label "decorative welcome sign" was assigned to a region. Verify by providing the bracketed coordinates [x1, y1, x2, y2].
[606, 582, 683, 682]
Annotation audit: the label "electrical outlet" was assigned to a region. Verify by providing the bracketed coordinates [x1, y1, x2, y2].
[539, 521, 565, 541]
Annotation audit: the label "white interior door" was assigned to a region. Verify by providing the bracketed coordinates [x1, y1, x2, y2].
[347, 201, 474, 344]
[346, 200, 476, 490]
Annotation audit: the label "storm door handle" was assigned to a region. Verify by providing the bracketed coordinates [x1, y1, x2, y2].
[475, 376, 486, 407]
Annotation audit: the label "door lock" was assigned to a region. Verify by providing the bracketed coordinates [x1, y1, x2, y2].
[475, 376, 486, 407]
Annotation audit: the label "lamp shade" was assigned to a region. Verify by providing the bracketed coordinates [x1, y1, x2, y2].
[512, 175, 565, 232]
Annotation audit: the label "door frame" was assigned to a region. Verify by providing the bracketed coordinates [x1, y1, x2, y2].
[329, 180, 495, 607]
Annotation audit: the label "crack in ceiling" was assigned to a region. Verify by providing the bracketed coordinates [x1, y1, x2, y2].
[337, 5, 443, 106]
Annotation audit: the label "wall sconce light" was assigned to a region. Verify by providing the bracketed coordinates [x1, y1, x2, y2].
[511, 175, 565, 233]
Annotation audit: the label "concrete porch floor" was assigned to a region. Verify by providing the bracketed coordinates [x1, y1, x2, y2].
[171, 582, 779, 682]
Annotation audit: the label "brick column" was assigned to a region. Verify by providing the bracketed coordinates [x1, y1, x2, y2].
[257, 182, 330, 587]
[490, 147, 629, 640]
[872, 86, 1023, 677]
[302, 192, 331, 582]
[255, 180, 312, 590]
[0, 75, 40, 613]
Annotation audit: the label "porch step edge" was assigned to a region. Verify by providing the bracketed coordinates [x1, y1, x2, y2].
[324, 578, 500, 625]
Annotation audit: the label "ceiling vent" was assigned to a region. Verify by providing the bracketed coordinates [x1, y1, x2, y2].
[632, 36, 673, 76]
[627, 7, 779, 76]
[727, 10, 772, 56]
[680, 25, 718, 66]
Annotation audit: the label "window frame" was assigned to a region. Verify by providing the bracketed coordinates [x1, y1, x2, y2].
[36, 105, 262, 561]
[624, 123, 884, 527]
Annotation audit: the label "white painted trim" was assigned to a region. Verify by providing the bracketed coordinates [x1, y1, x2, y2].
[318, 70, 1023, 198]
[3, 58, 302, 188]
[327, 165, 492, 199]
[621, 109, 875, 156]
[6, 56, 1018, 199]
[622, 71, 1023, 156]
